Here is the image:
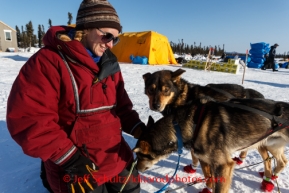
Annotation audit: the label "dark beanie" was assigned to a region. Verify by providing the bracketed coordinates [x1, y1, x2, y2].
[76, 0, 122, 32]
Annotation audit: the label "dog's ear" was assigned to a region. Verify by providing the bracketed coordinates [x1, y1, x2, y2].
[147, 116, 155, 128]
[132, 141, 151, 155]
[172, 68, 186, 82]
[139, 141, 151, 154]
[133, 147, 141, 153]
[142, 73, 152, 82]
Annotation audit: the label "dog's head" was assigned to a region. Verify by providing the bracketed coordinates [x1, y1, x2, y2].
[142, 68, 186, 112]
[133, 116, 180, 172]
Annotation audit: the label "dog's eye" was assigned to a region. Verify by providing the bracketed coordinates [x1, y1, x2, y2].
[163, 87, 170, 93]
[148, 87, 155, 94]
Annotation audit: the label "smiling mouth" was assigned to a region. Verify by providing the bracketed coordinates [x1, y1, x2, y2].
[100, 45, 106, 51]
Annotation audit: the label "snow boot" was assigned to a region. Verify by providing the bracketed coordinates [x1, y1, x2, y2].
[232, 157, 244, 165]
[183, 164, 197, 173]
[199, 187, 212, 193]
[260, 178, 274, 192]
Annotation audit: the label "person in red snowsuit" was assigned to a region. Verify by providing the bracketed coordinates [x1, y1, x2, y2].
[6, 1, 145, 192]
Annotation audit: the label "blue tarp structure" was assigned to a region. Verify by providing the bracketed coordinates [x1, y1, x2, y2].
[247, 42, 279, 69]
[247, 42, 269, 68]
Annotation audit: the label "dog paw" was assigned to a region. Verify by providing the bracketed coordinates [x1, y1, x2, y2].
[232, 157, 243, 165]
[260, 179, 274, 192]
[183, 164, 196, 173]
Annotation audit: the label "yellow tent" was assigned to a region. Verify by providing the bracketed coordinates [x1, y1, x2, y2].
[111, 31, 177, 65]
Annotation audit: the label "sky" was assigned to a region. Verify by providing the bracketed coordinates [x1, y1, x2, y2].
[1, 0, 289, 54]
[0, 51, 289, 193]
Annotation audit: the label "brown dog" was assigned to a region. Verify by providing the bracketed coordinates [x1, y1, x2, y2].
[142, 68, 264, 177]
[142, 69, 264, 115]
[134, 98, 289, 193]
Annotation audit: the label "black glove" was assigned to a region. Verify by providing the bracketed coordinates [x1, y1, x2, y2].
[132, 122, 147, 139]
[61, 150, 99, 193]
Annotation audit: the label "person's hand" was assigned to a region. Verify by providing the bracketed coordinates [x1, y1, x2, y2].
[61, 150, 98, 193]
[132, 122, 146, 139]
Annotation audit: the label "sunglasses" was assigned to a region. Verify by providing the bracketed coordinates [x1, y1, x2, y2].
[96, 28, 120, 46]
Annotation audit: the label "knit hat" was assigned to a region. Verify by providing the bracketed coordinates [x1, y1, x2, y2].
[76, 0, 122, 32]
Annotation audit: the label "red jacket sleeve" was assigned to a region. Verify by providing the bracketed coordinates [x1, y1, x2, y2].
[114, 71, 143, 134]
[6, 51, 76, 163]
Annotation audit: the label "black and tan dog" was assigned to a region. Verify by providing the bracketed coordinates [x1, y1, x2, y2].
[142, 68, 264, 116]
[142, 68, 264, 173]
[134, 98, 289, 193]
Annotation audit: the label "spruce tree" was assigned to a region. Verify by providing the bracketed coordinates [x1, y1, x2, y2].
[41, 25, 46, 38]
[21, 26, 28, 49]
[48, 19, 52, 28]
[38, 25, 43, 48]
[15, 25, 21, 47]
[25, 21, 34, 48]
[67, 12, 73, 25]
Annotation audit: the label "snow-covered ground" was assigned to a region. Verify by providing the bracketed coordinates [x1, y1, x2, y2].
[0, 52, 288, 193]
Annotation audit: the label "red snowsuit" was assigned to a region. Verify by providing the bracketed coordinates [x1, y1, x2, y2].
[6, 26, 142, 192]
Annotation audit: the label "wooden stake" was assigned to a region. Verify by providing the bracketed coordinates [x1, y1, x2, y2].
[241, 49, 248, 84]
[205, 48, 212, 71]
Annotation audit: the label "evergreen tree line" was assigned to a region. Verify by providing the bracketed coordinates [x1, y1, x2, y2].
[170, 39, 288, 58]
[170, 39, 225, 56]
[15, 12, 73, 49]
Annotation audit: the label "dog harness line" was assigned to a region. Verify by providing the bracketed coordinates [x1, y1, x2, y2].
[219, 102, 289, 151]
[154, 120, 183, 193]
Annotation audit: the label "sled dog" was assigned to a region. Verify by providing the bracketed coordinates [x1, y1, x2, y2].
[134, 98, 289, 193]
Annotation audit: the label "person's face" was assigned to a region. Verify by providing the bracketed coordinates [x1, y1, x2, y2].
[83, 28, 119, 57]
